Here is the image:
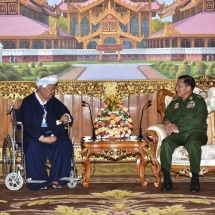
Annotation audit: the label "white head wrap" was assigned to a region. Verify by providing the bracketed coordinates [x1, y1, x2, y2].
[36, 75, 58, 88]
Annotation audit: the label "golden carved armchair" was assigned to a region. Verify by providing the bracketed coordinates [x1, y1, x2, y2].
[146, 76, 215, 187]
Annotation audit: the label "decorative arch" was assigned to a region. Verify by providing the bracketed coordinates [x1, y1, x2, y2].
[130, 17, 138, 36]
[20, 41, 29, 49]
[81, 17, 90, 37]
[71, 18, 78, 36]
[33, 41, 43, 49]
[208, 39, 215, 47]
[165, 39, 170, 48]
[104, 37, 116, 44]
[123, 41, 132, 49]
[87, 41, 97, 49]
[172, 39, 178, 48]
[181, 39, 190, 48]
[120, 23, 127, 33]
[195, 39, 204, 47]
[2, 41, 15, 49]
[141, 17, 149, 37]
[92, 23, 100, 32]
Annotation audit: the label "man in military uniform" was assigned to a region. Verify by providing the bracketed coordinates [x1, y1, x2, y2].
[160, 75, 208, 192]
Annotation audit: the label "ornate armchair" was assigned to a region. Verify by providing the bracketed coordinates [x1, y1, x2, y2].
[146, 76, 215, 187]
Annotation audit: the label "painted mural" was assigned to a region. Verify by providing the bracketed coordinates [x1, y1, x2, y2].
[0, 0, 215, 81]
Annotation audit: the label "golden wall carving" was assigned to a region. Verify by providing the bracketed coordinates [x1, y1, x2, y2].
[0, 80, 177, 100]
[0, 76, 213, 100]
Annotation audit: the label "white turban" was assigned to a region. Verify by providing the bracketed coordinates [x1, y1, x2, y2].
[36, 75, 58, 88]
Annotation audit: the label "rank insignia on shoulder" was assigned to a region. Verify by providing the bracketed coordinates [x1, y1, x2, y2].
[187, 101, 195, 108]
[174, 103, 179, 109]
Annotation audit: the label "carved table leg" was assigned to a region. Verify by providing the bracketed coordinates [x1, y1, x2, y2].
[82, 156, 91, 187]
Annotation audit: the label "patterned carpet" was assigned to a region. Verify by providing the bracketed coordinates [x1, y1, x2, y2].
[1, 163, 215, 214]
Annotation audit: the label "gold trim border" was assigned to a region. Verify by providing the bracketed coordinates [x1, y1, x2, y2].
[0, 80, 177, 100]
[1, 76, 212, 100]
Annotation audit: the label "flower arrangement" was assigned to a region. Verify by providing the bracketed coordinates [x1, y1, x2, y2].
[94, 96, 133, 139]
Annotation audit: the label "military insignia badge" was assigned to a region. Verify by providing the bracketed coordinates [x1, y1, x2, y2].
[187, 101, 195, 108]
[174, 103, 179, 109]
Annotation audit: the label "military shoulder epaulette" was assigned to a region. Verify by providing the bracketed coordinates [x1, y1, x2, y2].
[172, 97, 179, 101]
[196, 95, 203, 99]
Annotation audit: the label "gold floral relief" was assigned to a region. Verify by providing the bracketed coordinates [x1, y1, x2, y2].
[0, 76, 213, 100]
[0, 80, 176, 100]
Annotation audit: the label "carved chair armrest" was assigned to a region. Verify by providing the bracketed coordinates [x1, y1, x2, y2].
[145, 124, 168, 161]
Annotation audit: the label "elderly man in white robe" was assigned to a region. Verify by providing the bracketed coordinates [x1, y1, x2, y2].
[19, 75, 73, 191]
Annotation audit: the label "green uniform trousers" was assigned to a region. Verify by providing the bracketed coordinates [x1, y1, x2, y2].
[160, 132, 207, 174]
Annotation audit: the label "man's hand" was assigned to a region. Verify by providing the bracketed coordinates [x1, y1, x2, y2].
[39, 135, 57, 144]
[164, 120, 179, 134]
[59, 114, 69, 124]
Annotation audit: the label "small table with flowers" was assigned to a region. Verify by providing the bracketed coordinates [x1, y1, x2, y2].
[81, 136, 150, 187]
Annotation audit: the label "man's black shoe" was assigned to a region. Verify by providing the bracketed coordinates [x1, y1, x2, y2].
[190, 172, 200, 192]
[161, 181, 173, 191]
[190, 180, 200, 192]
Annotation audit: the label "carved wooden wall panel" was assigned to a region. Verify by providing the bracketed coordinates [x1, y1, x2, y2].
[0, 94, 161, 147]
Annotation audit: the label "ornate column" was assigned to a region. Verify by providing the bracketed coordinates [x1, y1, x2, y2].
[16, 39, 20, 49]
[169, 38, 172, 48]
[78, 12, 81, 37]
[177, 38, 181, 48]
[51, 40, 54, 49]
[149, 12, 152, 35]
[68, 12, 71, 34]
[89, 9, 92, 34]
[127, 10, 130, 33]
[204, 38, 209, 47]
[191, 38, 195, 48]
[17, 1, 20, 14]
[159, 39, 161, 48]
[29, 40, 33, 49]
[0, 43, 3, 63]
[138, 12, 141, 37]
[44, 40, 47, 49]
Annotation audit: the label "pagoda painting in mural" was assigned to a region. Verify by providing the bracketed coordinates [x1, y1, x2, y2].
[55, 0, 163, 49]
[147, 0, 215, 49]
[0, 0, 76, 50]
[0, 0, 215, 62]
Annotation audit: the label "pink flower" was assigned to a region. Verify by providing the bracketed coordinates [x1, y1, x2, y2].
[120, 121, 125, 126]
[97, 111, 102, 116]
[100, 121, 105, 127]
[110, 114, 115, 119]
[94, 123, 98, 128]
[128, 123, 133, 129]
[119, 104, 124, 108]
[103, 104, 108, 108]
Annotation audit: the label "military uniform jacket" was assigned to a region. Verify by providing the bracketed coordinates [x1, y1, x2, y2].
[163, 92, 208, 134]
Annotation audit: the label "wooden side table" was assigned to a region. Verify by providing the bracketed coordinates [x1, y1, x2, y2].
[81, 136, 150, 187]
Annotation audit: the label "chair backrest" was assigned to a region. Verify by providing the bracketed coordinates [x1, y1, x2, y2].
[157, 75, 215, 144]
